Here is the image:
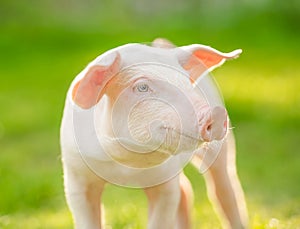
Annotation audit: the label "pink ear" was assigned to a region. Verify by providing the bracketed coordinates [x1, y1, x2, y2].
[72, 52, 120, 109]
[179, 45, 242, 83]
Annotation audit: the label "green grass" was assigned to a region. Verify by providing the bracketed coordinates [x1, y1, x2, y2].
[1, 3, 300, 228]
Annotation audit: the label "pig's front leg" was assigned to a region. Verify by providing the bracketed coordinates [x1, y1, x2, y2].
[63, 160, 106, 229]
[177, 173, 194, 229]
[144, 175, 181, 229]
[204, 132, 249, 229]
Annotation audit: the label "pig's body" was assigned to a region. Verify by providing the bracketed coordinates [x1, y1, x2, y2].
[60, 39, 248, 229]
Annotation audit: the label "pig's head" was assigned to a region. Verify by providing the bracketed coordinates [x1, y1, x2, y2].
[72, 41, 241, 168]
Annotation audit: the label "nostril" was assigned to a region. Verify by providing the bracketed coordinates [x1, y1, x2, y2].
[201, 121, 213, 142]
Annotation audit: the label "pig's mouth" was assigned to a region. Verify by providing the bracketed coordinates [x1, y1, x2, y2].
[160, 125, 204, 154]
[100, 125, 202, 157]
[161, 126, 203, 143]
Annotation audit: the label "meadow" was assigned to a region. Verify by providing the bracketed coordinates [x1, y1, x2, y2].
[0, 1, 300, 228]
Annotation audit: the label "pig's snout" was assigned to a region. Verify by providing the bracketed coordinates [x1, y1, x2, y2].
[200, 106, 228, 142]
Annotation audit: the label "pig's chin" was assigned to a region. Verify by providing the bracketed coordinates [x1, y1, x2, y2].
[98, 127, 201, 169]
[99, 136, 171, 168]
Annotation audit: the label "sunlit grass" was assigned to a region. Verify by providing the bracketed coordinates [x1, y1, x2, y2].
[0, 209, 72, 229]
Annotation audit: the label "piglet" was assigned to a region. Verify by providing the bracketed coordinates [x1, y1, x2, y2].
[60, 38, 248, 229]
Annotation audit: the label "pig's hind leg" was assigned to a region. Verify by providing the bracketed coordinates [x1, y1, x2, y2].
[144, 173, 193, 229]
[144, 175, 182, 229]
[203, 132, 249, 229]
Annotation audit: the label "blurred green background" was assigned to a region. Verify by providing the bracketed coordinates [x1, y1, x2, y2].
[0, 0, 299, 228]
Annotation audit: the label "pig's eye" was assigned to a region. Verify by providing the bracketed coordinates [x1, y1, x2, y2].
[136, 83, 149, 92]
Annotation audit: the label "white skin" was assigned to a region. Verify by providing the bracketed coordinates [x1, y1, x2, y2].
[60, 40, 248, 229]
